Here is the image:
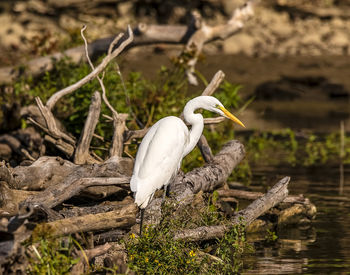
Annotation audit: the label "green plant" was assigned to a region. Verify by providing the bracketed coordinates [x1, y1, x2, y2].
[125, 202, 205, 274]
[124, 200, 252, 274]
[27, 235, 80, 274]
[209, 220, 253, 274]
[242, 129, 350, 168]
[265, 229, 278, 243]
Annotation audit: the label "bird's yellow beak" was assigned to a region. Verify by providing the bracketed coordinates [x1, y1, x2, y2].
[218, 106, 245, 128]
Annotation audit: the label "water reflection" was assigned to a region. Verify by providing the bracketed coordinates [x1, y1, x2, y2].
[242, 168, 350, 274]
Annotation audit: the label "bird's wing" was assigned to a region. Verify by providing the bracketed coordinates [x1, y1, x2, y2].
[131, 117, 188, 194]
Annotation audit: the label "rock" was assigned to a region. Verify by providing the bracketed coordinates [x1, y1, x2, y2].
[221, 0, 246, 15]
[329, 31, 349, 48]
[331, 17, 344, 28]
[300, 33, 322, 45]
[117, 2, 132, 17]
[222, 32, 256, 55]
[270, 21, 294, 38]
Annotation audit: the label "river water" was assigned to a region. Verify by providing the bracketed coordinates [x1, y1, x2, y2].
[242, 166, 350, 274]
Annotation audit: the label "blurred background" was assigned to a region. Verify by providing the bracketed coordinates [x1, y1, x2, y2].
[1, 0, 350, 273]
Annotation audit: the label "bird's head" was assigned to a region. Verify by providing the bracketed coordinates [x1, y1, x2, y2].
[202, 96, 246, 128]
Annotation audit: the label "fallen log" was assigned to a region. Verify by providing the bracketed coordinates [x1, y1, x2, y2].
[22, 176, 131, 209]
[172, 140, 245, 201]
[0, 182, 38, 216]
[10, 156, 132, 209]
[174, 176, 290, 241]
[93, 229, 127, 245]
[143, 139, 245, 226]
[35, 203, 137, 237]
[217, 189, 312, 205]
[59, 197, 133, 219]
[12, 156, 77, 190]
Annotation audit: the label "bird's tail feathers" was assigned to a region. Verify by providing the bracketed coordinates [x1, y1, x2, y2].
[130, 176, 138, 192]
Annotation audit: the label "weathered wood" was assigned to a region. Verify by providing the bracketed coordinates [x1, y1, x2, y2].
[12, 156, 77, 190]
[74, 91, 101, 164]
[234, 176, 290, 224]
[59, 198, 133, 219]
[23, 177, 131, 209]
[81, 25, 128, 158]
[202, 70, 225, 96]
[35, 97, 76, 145]
[71, 243, 112, 274]
[44, 135, 75, 158]
[184, 1, 257, 84]
[278, 203, 317, 227]
[110, 113, 129, 158]
[217, 189, 313, 207]
[20, 157, 133, 208]
[0, 182, 38, 215]
[25, 26, 134, 158]
[93, 229, 126, 245]
[174, 177, 290, 241]
[172, 140, 246, 198]
[36, 203, 137, 236]
[194, 70, 224, 162]
[0, 165, 16, 188]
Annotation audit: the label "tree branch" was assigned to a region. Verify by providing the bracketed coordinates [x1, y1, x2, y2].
[45, 25, 134, 111]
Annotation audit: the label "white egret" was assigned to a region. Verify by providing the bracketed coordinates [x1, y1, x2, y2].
[130, 96, 245, 234]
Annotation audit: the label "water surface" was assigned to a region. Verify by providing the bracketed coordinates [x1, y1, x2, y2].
[241, 166, 350, 274]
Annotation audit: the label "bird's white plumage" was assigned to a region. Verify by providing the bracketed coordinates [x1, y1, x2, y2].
[130, 96, 245, 210]
[130, 116, 188, 208]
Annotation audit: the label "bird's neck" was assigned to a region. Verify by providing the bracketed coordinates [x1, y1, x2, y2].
[183, 100, 204, 157]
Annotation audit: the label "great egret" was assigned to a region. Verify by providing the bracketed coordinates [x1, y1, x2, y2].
[130, 95, 245, 234]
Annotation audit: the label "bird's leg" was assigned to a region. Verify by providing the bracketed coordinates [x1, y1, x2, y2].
[163, 184, 169, 202]
[139, 208, 145, 236]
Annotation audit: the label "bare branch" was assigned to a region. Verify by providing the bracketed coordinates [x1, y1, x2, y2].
[45, 25, 134, 111]
[201, 70, 225, 96]
[35, 97, 76, 145]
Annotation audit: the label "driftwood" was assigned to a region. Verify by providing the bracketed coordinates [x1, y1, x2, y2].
[71, 243, 112, 274]
[36, 203, 137, 237]
[174, 176, 290, 241]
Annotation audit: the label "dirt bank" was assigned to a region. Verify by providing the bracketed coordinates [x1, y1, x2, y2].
[1, 0, 350, 67]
